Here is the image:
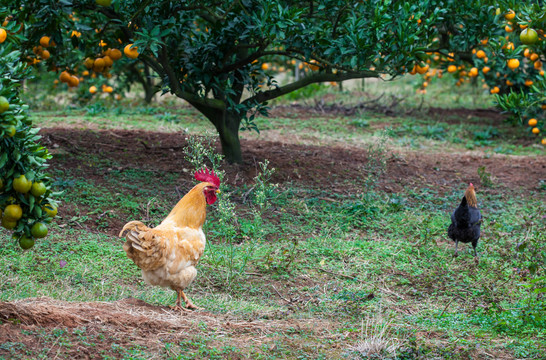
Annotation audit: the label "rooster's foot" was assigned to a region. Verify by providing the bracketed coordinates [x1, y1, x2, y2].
[185, 301, 201, 311]
[170, 305, 191, 313]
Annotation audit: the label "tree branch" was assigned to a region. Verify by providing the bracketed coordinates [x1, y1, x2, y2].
[244, 71, 379, 105]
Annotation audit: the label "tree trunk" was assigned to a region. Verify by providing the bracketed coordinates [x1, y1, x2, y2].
[215, 111, 243, 164]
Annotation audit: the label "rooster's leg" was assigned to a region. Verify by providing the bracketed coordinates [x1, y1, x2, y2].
[181, 291, 200, 310]
[453, 240, 459, 257]
[170, 289, 190, 312]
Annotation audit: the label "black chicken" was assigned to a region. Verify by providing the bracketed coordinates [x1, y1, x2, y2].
[448, 183, 482, 260]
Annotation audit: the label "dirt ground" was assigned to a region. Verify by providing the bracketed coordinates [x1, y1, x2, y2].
[1, 108, 545, 358]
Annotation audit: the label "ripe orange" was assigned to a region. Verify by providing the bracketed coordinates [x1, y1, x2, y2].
[530, 53, 539, 62]
[476, 50, 486, 59]
[4, 204, 23, 221]
[505, 25, 513, 33]
[535, 61, 543, 70]
[109, 48, 122, 60]
[31, 222, 48, 238]
[93, 58, 105, 72]
[124, 44, 139, 59]
[84, 57, 94, 69]
[507, 59, 520, 70]
[39, 36, 51, 47]
[0, 28, 7, 43]
[506, 80, 513, 86]
[542, 138, 546, 145]
[19, 235, 35, 250]
[505, 10, 515, 20]
[482, 66, 490, 74]
[532, 127, 540, 134]
[524, 48, 531, 57]
[89, 85, 98, 94]
[0, 96, 9, 113]
[59, 71, 71, 83]
[103, 55, 113, 67]
[261, 63, 269, 70]
[524, 80, 533, 86]
[68, 75, 79, 87]
[104, 86, 113, 93]
[13, 175, 32, 194]
[469, 67, 478, 77]
[528, 118, 538, 126]
[41, 49, 50, 60]
[447, 65, 457, 73]
[490, 86, 500, 94]
[416, 64, 429, 74]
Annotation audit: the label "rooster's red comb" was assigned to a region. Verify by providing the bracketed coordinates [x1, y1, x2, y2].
[195, 168, 221, 188]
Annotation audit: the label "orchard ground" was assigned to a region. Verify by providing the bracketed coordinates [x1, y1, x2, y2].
[0, 77, 545, 359]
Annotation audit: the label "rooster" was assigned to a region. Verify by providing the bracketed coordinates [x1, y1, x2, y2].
[448, 183, 482, 261]
[119, 169, 220, 311]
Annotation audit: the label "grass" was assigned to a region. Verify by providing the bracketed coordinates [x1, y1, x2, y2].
[1, 75, 545, 358]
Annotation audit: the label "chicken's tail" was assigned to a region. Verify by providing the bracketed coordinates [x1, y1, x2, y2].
[119, 220, 149, 238]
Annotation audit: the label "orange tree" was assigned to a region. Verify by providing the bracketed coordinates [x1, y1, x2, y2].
[8, 1, 498, 162]
[492, 2, 546, 145]
[413, 1, 546, 145]
[0, 13, 58, 249]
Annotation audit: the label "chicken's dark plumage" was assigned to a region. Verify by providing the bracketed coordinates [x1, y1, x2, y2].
[448, 183, 482, 259]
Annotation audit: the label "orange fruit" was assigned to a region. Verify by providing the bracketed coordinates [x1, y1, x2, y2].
[447, 65, 457, 73]
[469, 67, 478, 77]
[482, 66, 490, 74]
[524, 48, 531, 57]
[31, 222, 48, 238]
[490, 86, 500, 94]
[0, 96, 9, 113]
[505, 10, 515, 20]
[3, 125, 16, 138]
[103, 55, 113, 67]
[476, 50, 486, 59]
[528, 118, 538, 126]
[506, 80, 513, 86]
[43, 204, 58, 217]
[530, 53, 539, 62]
[0, 28, 7, 43]
[535, 61, 543, 70]
[84, 57, 94, 69]
[261, 63, 269, 70]
[416, 64, 429, 74]
[82, 70, 89, 76]
[542, 138, 546, 145]
[13, 175, 32, 193]
[507, 59, 520, 70]
[4, 204, 23, 221]
[40, 49, 50, 60]
[93, 58, 105, 72]
[505, 25, 513, 33]
[89, 85, 97, 94]
[524, 80, 533, 86]
[532, 127, 540, 134]
[39, 36, 51, 47]
[19, 235, 35, 250]
[68, 75, 79, 87]
[520, 28, 539, 45]
[1, 217, 17, 230]
[59, 71, 71, 83]
[109, 48, 122, 60]
[30, 182, 47, 197]
[124, 44, 139, 59]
